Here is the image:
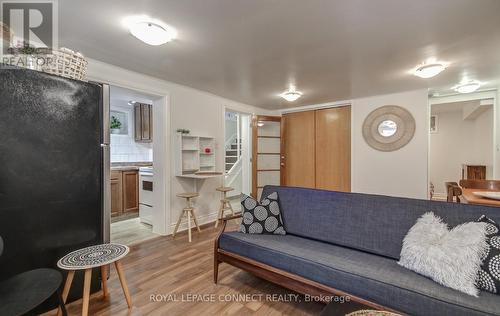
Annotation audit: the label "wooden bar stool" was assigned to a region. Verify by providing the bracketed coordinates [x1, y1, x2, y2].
[56, 243, 132, 316]
[173, 192, 201, 242]
[215, 187, 235, 228]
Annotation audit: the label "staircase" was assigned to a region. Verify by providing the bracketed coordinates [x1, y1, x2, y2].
[225, 139, 241, 172]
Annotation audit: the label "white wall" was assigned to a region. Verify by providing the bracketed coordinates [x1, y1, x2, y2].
[86, 58, 271, 235]
[351, 89, 429, 199]
[429, 107, 493, 196]
[277, 89, 429, 199]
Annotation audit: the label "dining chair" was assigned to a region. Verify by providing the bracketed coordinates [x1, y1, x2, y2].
[459, 179, 500, 190]
[445, 182, 462, 203]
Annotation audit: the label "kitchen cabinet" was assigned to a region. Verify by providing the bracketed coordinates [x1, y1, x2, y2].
[111, 169, 139, 217]
[135, 103, 153, 142]
[111, 171, 123, 216]
[122, 170, 139, 213]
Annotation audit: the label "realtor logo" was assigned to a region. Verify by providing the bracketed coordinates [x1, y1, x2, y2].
[1, 0, 58, 54]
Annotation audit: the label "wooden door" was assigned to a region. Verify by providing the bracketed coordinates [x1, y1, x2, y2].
[122, 170, 139, 212]
[282, 111, 316, 188]
[315, 106, 351, 191]
[252, 116, 281, 199]
[110, 171, 123, 216]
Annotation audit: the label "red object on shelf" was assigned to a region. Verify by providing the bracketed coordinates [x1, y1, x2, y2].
[204, 148, 211, 154]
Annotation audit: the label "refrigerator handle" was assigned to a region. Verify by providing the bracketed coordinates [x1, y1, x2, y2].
[101, 83, 111, 243]
[102, 84, 110, 144]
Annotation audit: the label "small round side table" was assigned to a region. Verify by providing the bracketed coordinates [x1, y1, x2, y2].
[56, 243, 132, 316]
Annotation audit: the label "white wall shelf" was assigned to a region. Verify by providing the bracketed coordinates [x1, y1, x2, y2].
[175, 134, 217, 176]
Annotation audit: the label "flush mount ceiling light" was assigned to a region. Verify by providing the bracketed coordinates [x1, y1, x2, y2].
[413, 62, 446, 79]
[257, 121, 265, 127]
[453, 80, 481, 94]
[128, 100, 136, 105]
[280, 85, 303, 102]
[124, 16, 177, 46]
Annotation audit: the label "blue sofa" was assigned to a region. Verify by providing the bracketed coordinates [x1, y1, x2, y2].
[214, 186, 500, 316]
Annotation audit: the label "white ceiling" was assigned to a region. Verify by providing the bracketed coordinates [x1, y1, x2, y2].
[59, 0, 500, 109]
[110, 85, 154, 106]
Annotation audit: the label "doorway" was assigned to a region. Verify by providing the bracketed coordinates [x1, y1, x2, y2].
[224, 110, 252, 202]
[108, 85, 159, 245]
[252, 115, 282, 199]
[429, 97, 495, 200]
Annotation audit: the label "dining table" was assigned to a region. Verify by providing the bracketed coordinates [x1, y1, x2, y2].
[461, 188, 500, 207]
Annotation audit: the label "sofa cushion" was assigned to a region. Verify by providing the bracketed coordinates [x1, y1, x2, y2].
[261, 186, 500, 260]
[240, 192, 286, 235]
[219, 232, 500, 316]
[477, 215, 500, 294]
[398, 212, 488, 296]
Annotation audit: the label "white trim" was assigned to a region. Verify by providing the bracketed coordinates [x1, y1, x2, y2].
[87, 67, 171, 236]
[429, 90, 497, 105]
[279, 99, 352, 114]
[428, 89, 498, 188]
[431, 192, 447, 202]
[170, 209, 239, 234]
[224, 106, 253, 195]
[427, 96, 432, 199]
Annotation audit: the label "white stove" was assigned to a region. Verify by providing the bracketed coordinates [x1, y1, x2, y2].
[139, 167, 153, 225]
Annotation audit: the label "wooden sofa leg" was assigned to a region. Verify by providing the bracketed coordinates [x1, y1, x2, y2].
[214, 258, 220, 284]
[214, 214, 242, 285]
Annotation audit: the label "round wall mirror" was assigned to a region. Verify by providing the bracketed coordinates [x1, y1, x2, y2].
[362, 105, 415, 152]
[377, 120, 397, 137]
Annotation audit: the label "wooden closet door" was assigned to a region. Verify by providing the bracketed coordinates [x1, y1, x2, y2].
[315, 106, 351, 191]
[282, 111, 316, 188]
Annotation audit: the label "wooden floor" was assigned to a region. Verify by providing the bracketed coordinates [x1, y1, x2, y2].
[46, 220, 324, 316]
[111, 218, 159, 246]
[111, 212, 140, 224]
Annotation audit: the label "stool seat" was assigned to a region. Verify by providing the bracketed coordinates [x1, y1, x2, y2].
[216, 187, 234, 193]
[56, 243, 132, 316]
[57, 243, 129, 270]
[176, 192, 199, 199]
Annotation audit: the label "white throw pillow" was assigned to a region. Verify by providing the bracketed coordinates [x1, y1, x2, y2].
[398, 212, 488, 296]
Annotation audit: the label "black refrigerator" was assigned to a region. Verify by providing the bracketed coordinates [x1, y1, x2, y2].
[0, 67, 110, 311]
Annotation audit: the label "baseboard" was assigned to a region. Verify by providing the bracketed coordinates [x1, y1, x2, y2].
[169, 210, 239, 234]
[432, 193, 447, 201]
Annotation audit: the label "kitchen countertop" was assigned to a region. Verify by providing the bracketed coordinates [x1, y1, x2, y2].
[111, 162, 152, 171]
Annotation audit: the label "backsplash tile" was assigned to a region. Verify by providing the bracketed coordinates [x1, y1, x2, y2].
[110, 134, 152, 162]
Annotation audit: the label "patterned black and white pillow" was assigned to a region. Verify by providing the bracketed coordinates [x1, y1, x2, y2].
[477, 215, 500, 294]
[240, 192, 286, 235]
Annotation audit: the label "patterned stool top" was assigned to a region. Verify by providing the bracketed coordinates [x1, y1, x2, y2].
[57, 243, 129, 270]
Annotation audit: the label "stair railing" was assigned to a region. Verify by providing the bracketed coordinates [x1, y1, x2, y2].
[225, 133, 237, 150]
[225, 157, 242, 187]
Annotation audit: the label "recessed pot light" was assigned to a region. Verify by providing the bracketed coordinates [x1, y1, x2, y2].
[413, 62, 446, 78]
[124, 16, 177, 46]
[280, 85, 303, 102]
[454, 81, 481, 94]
